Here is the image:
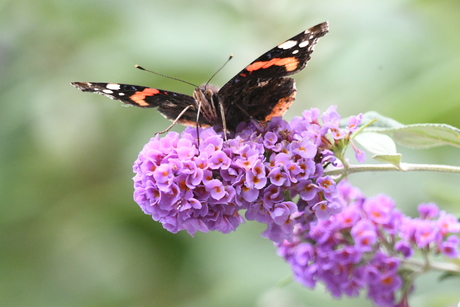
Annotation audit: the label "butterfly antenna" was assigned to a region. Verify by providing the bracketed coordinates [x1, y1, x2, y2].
[135, 65, 199, 88]
[204, 55, 233, 87]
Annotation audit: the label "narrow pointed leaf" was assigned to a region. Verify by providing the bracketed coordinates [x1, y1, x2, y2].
[373, 154, 403, 169]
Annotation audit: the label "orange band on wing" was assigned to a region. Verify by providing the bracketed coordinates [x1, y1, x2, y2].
[245, 57, 299, 73]
[264, 91, 296, 121]
[130, 88, 160, 106]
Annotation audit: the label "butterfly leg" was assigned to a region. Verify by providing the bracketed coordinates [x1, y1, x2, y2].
[155, 104, 195, 135]
[218, 101, 228, 141]
[195, 99, 203, 148]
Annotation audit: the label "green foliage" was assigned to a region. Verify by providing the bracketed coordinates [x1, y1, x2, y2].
[361, 112, 460, 149]
[1, 0, 460, 306]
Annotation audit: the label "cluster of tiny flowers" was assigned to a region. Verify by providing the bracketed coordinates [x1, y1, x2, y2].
[132, 106, 362, 242]
[277, 181, 460, 306]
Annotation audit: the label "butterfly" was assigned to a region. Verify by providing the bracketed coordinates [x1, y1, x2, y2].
[71, 22, 328, 132]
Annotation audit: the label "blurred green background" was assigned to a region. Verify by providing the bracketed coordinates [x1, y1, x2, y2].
[1, 0, 459, 306]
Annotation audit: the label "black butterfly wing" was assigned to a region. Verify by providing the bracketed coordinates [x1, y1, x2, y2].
[218, 77, 297, 131]
[221, 22, 329, 85]
[71, 82, 210, 126]
[218, 22, 329, 130]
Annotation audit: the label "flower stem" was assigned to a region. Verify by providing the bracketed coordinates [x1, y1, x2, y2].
[403, 258, 460, 273]
[324, 163, 460, 177]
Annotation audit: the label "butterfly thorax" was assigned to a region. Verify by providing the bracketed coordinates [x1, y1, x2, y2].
[193, 84, 222, 127]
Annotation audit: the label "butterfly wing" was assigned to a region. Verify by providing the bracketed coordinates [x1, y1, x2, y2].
[220, 77, 297, 131]
[71, 82, 209, 126]
[218, 22, 329, 129]
[222, 22, 329, 85]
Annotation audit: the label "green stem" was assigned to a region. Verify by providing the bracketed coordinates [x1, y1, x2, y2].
[324, 163, 460, 177]
[402, 258, 460, 273]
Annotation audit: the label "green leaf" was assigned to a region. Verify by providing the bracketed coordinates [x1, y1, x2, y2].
[378, 124, 460, 149]
[360, 111, 404, 130]
[373, 154, 403, 169]
[354, 132, 397, 155]
[354, 132, 403, 168]
[355, 111, 460, 149]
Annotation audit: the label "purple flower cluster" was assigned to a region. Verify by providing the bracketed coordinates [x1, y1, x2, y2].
[398, 202, 460, 258]
[277, 181, 460, 306]
[133, 107, 362, 242]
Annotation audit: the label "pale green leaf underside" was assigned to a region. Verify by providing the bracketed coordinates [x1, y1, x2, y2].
[354, 132, 397, 155]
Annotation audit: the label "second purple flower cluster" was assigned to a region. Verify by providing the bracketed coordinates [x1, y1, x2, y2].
[277, 181, 460, 306]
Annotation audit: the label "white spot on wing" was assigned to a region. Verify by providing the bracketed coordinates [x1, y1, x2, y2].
[278, 40, 297, 49]
[118, 93, 125, 96]
[102, 89, 113, 94]
[292, 49, 299, 54]
[299, 40, 309, 48]
[106, 83, 121, 90]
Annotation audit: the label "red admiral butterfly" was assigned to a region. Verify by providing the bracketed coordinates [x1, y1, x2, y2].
[72, 22, 328, 132]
